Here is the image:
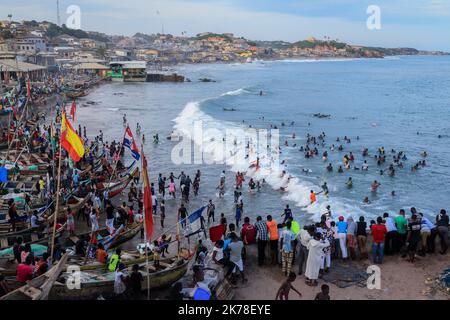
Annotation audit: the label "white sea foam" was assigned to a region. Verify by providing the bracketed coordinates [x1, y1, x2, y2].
[267, 58, 364, 64]
[107, 107, 120, 111]
[173, 92, 368, 221]
[220, 88, 250, 96]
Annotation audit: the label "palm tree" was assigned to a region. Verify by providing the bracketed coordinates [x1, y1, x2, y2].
[96, 46, 107, 60]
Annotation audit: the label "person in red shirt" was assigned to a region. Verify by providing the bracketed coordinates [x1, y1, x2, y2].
[34, 252, 49, 276]
[16, 255, 34, 283]
[128, 205, 135, 224]
[371, 217, 387, 264]
[241, 217, 257, 245]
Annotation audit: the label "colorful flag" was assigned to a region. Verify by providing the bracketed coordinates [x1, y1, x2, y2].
[209, 224, 225, 242]
[187, 206, 206, 223]
[186, 206, 206, 236]
[141, 147, 153, 241]
[61, 112, 85, 162]
[123, 126, 140, 160]
[26, 79, 31, 99]
[70, 100, 76, 122]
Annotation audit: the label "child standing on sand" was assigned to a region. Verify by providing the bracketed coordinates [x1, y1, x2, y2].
[275, 272, 302, 300]
[152, 240, 161, 267]
[315, 284, 331, 300]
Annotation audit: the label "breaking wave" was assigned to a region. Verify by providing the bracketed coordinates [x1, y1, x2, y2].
[173, 91, 367, 221]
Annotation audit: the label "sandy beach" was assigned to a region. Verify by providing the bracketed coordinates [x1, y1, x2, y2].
[233, 245, 449, 300]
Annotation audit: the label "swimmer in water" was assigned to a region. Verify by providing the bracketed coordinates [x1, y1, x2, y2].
[321, 182, 329, 196]
[371, 180, 380, 193]
[346, 177, 353, 188]
[363, 196, 370, 204]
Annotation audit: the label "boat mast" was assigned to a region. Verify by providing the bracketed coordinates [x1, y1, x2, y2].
[107, 124, 128, 186]
[140, 143, 150, 300]
[50, 126, 62, 260]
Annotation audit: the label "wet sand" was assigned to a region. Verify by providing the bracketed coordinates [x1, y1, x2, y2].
[235, 245, 449, 300]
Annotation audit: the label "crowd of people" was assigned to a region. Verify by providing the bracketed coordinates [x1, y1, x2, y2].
[196, 200, 449, 298]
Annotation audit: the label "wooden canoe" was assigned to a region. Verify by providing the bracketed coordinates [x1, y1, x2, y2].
[64, 222, 143, 251]
[65, 90, 87, 99]
[63, 250, 153, 273]
[0, 253, 69, 300]
[0, 249, 153, 277]
[49, 257, 189, 300]
[0, 223, 65, 250]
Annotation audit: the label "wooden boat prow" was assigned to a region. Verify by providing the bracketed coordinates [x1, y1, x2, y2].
[0, 253, 69, 300]
[49, 257, 189, 300]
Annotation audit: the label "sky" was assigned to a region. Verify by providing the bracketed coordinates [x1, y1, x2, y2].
[1, 0, 449, 51]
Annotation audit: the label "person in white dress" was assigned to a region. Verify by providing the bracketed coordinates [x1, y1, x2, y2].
[305, 232, 329, 286]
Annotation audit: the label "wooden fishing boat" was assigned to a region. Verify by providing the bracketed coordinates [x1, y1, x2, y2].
[105, 168, 137, 199]
[0, 253, 69, 300]
[56, 195, 89, 219]
[64, 221, 143, 251]
[63, 249, 153, 273]
[0, 223, 65, 250]
[65, 90, 87, 99]
[49, 257, 189, 300]
[0, 249, 152, 277]
[0, 142, 8, 150]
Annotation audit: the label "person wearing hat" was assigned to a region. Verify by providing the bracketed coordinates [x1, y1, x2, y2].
[336, 216, 348, 260]
[114, 263, 127, 298]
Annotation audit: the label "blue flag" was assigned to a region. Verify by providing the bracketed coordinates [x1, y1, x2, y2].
[187, 206, 206, 223]
[0, 167, 7, 183]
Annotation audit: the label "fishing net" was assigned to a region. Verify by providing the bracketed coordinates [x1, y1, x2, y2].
[321, 262, 369, 288]
[434, 268, 450, 295]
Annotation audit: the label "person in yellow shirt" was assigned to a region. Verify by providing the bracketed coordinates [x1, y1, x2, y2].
[38, 176, 46, 200]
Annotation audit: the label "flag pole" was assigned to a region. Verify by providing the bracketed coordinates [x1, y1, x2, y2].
[107, 124, 128, 185]
[141, 144, 150, 300]
[50, 129, 63, 261]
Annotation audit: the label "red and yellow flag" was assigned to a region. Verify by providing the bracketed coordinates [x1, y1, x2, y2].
[141, 146, 153, 241]
[61, 112, 85, 162]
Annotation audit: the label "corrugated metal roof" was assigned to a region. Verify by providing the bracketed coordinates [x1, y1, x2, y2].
[0, 59, 46, 72]
[72, 62, 110, 70]
[109, 60, 146, 69]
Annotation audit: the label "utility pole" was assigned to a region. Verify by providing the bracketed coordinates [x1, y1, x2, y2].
[56, 0, 61, 26]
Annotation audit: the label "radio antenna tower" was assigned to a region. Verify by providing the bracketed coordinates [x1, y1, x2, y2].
[56, 0, 61, 26]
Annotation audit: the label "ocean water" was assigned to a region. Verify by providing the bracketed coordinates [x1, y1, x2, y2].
[76, 55, 450, 224]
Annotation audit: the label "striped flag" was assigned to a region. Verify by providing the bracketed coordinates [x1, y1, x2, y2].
[61, 112, 85, 162]
[141, 146, 153, 241]
[123, 126, 140, 160]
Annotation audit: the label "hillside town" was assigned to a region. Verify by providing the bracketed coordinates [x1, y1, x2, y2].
[1, 19, 448, 81]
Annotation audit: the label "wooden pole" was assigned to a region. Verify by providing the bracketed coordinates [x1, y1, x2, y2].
[50, 133, 62, 260]
[141, 143, 150, 300]
[4, 98, 29, 164]
[107, 125, 128, 185]
[143, 205, 150, 300]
